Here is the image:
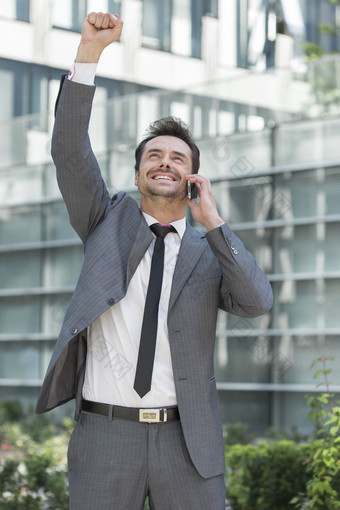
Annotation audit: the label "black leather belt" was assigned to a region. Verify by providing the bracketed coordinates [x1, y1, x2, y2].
[82, 400, 180, 423]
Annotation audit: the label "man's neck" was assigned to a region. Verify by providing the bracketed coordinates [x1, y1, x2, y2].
[139, 197, 187, 223]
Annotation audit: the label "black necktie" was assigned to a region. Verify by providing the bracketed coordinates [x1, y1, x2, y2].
[133, 223, 176, 398]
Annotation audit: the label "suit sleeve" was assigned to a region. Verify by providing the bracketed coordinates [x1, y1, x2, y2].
[205, 223, 273, 317]
[51, 76, 111, 243]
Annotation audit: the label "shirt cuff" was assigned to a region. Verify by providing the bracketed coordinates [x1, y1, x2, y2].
[67, 61, 97, 86]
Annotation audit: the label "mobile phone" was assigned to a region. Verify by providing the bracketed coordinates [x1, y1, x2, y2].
[187, 180, 197, 199]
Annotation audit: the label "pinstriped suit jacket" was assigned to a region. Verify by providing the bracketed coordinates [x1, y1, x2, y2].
[35, 77, 273, 479]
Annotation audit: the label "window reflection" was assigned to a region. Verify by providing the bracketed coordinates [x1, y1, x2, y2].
[142, 0, 217, 58]
[52, 0, 87, 32]
[0, 342, 40, 380]
[0, 0, 30, 22]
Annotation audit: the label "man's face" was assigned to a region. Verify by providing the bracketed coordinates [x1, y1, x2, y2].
[134, 135, 192, 201]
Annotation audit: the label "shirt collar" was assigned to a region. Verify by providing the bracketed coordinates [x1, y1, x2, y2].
[142, 212, 186, 240]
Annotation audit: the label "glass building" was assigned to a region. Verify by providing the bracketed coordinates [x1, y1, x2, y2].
[1, 0, 340, 434]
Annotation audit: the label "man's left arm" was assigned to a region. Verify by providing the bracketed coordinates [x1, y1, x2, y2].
[186, 174, 273, 317]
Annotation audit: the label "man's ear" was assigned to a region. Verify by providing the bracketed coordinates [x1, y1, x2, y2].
[134, 170, 139, 186]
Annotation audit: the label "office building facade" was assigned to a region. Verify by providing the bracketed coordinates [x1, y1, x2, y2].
[1, 0, 340, 434]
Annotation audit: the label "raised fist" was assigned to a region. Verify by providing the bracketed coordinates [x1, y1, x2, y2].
[76, 12, 123, 62]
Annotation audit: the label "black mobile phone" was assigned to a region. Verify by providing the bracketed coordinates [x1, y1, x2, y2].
[187, 180, 197, 199]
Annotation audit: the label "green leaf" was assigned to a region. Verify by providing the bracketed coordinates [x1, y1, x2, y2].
[311, 359, 321, 368]
[306, 396, 314, 406]
[325, 415, 338, 425]
[309, 411, 317, 422]
[314, 370, 324, 379]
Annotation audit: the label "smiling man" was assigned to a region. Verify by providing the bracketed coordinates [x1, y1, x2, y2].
[36, 12, 273, 510]
[137, 136, 191, 203]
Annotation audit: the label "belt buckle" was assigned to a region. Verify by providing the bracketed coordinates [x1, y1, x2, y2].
[139, 408, 167, 423]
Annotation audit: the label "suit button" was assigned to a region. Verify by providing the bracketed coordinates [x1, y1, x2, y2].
[107, 298, 115, 306]
[72, 328, 78, 335]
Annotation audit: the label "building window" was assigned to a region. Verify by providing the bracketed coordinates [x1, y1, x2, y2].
[142, 0, 218, 58]
[52, 0, 122, 32]
[0, 0, 30, 22]
[205, 0, 218, 18]
[87, 0, 122, 18]
[142, 0, 172, 51]
[0, 59, 30, 121]
[191, 0, 219, 58]
[52, 0, 87, 32]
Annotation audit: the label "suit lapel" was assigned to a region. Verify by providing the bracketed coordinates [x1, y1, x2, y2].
[126, 216, 206, 310]
[126, 214, 154, 286]
[169, 223, 206, 311]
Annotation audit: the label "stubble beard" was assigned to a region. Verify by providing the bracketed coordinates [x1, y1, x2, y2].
[142, 180, 187, 203]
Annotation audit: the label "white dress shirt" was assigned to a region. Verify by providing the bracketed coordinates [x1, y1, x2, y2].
[82, 214, 186, 407]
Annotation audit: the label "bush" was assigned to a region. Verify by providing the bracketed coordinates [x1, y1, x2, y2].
[0, 401, 23, 423]
[225, 440, 310, 510]
[223, 422, 255, 446]
[0, 401, 70, 509]
[291, 391, 340, 510]
[289, 356, 340, 510]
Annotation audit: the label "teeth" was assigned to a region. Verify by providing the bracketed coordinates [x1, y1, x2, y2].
[154, 175, 173, 181]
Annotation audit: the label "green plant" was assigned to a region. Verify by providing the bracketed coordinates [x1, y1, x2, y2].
[0, 401, 23, 423]
[264, 425, 306, 443]
[302, 0, 340, 61]
[291, 356, 340, 510]
[225, 440, 309, 510]
[0, 440, 69, 509]
[223, 422, 255, 446]
[300, 0, 340, 114]
[0, 402, 70, 509]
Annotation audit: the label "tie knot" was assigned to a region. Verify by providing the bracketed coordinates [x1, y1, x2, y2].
[150, 223, 176, 239]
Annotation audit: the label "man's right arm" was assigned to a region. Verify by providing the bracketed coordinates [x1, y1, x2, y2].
[51, 12, 123, 242]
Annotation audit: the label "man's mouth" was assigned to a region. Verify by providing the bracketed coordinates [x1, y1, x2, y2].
[154, 175, 175, 181]
[151, 172, 178, 182]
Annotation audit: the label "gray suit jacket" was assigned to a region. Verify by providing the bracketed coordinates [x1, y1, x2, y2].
[35, 78, 273, 479]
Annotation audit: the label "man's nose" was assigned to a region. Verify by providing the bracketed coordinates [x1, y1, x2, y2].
[159, 159, 171, 168]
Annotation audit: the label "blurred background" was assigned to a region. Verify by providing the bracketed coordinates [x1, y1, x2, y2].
[1, 0, 340, 436]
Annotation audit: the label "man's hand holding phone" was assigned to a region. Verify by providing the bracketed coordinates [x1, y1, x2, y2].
[186, 175, 223, 231]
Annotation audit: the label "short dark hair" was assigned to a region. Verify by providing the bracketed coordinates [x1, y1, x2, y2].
[134, 116, 200, 174]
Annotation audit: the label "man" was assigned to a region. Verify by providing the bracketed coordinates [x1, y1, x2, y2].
[36, 12, 273, 510]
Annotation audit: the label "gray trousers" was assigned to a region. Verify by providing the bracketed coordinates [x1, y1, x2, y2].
[68, 412, 226, 510]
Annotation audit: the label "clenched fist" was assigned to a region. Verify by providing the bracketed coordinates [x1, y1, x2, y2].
[76, 12, 123, 63]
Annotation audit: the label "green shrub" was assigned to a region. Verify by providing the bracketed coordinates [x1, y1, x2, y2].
[223, 422, 255, 446]
[0, 401, 23, 423]
[290, 356, 340, 509]
[0, 402, 70, 510]
[225, 440, 310, 510]
[291, 393, 340, 510]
